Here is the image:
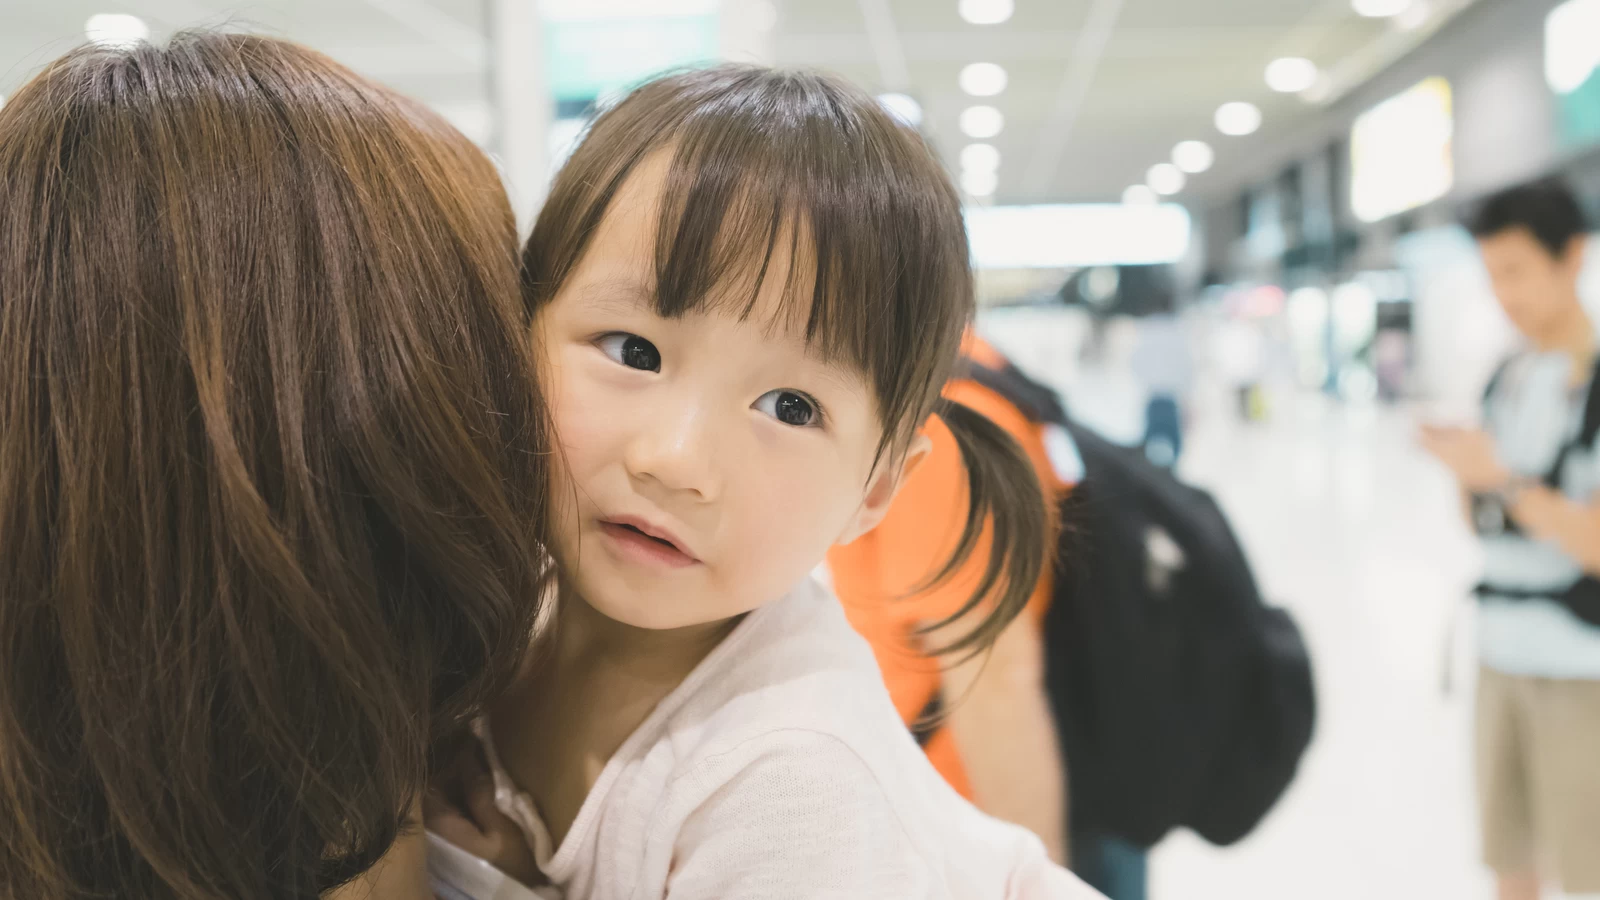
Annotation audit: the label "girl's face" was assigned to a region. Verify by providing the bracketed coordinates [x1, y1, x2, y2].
[537, 154, 925, 630]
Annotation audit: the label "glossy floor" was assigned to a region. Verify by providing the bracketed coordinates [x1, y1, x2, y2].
[1145, 391, 1492, 900]
[986, 305, 1600, 898]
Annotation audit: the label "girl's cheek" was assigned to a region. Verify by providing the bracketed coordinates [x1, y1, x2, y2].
[742, 457, 847, 551]
[551, 361, 618, 452]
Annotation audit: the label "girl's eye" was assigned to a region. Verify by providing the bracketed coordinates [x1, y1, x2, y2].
[596, 333, 661, 372]
[754, 390, 821, 428]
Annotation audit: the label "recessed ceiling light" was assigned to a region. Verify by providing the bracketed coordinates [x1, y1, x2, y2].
[959, 0, 1014, 25]
[960, 143, 1001, 172]
[1172, 140, 1215, 174]
[85, 13, 149, 48]
[959, 105, 1005, 139]
[1123, 184, 1159, 205]
[1147, 163, 1186, 196]
[1352, 0, 1411, 17]
[1548, 0, 1600, 94]
[877, 93, 923, 128]
[1266, 57, 1319, 93]
[961, 167, 999, 196]
[959, 62, 1009, 97]
[1215, 101, 1263, 136]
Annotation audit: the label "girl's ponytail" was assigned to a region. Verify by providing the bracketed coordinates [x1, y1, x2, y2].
[917, 398, 1049, 658]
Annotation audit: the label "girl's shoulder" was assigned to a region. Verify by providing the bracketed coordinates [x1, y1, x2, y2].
[635, 578, 1103, 900]
[663, 577, 898, 746]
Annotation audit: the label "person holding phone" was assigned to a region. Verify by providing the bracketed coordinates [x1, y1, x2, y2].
[1421, 179, 1600, 900]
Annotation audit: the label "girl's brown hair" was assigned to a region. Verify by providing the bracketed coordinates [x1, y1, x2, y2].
[0, 33, 550, 899]
[525, 65, 1046, 655]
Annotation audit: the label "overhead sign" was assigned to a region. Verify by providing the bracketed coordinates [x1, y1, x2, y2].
[1547, 0, 1600, 149]
[965, 204, 1192, 269]
[1350, 77, 1454, 223]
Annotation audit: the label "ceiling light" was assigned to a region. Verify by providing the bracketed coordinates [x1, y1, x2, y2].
[1215, 101, 1263, 136]
[85, 13, 149, 48]
[1122, 185, 1158, 205]
[1352, 0, 1411, 17]
[1548, 0, 1600, 94]
[959, 0, 1014, 25]
[959, 105, 1004, 139]
[960, 143, 1001, 172]
[1172, 140, 1215, 174]
[959, 62, 1009, 97]
[1147, 163, 1186, 196]
[961, 167, 999, 196]
[1266, 57, 1319, 93]
[878, 93, 923, 128]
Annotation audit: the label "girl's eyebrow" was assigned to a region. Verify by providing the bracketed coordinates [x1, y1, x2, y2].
[577, 278, 655, 316]
[807, 360, 871, 401]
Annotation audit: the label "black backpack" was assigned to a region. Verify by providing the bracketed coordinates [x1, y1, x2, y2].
[1470, 358, 1600, 626]
[961, 357, 1316, 849]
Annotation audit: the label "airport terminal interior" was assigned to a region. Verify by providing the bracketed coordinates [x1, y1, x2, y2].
[5, 0, 1600, 897]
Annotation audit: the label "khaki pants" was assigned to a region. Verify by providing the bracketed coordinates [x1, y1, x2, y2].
[1477, 666, 1600, 892]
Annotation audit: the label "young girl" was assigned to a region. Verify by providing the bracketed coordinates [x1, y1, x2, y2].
[427, 65, 1099, 899]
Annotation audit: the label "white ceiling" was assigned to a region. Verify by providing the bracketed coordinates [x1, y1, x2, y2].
[0, 0, 1486, 205]
[771, 0, 1474, 204]
[0, 0, 494, 139]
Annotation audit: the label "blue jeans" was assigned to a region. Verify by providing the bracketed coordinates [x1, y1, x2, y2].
[1074, 830, 1148, 900]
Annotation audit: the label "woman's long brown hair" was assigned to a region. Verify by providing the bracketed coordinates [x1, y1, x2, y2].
[0, 33, 551, 899]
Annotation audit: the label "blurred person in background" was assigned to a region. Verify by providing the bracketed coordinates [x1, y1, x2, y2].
[1130, 299, 1194, 471]
[831, 334, 1158, 900]
[827, 335, 1078, 875]
[1421, 179, 1600, 900]
[1211, 310, 1267, 422]
[0, 33, 553, 900]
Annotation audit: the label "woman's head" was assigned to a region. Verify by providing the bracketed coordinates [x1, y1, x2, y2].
[526, 65, 1042, 649]
[0, 33, 550, 899]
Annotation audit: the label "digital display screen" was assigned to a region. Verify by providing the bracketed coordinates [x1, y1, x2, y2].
[1350, 78, 1455, 223]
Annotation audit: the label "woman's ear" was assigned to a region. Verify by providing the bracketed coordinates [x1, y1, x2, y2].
[836, 431, 934, 546]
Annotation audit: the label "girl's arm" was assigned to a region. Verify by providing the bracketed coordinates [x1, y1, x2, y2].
[422, 742, 552, 900]
[426, 833, 554, 900]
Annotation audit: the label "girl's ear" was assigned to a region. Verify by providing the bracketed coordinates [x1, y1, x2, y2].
[835, 431, 934, 546]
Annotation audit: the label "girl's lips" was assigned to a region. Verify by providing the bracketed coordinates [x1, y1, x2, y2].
[598, 520, 700, 569]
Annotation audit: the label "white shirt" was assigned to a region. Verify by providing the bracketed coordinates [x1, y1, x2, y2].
[1478, 350, 1600, 679]
[429, 577, 1100, 900]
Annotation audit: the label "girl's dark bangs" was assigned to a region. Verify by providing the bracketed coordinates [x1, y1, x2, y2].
[646, 91, 889, 371]
[531, 64, 969, 456]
